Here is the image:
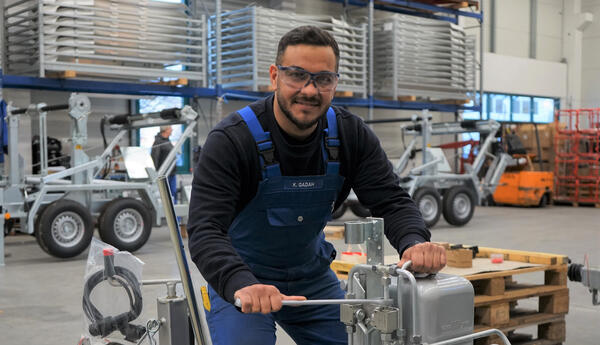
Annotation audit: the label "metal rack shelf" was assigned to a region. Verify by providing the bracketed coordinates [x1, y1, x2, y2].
[328, 0, 482, 23]
[0, 73, 481, 112]
[0, 0, 482, 113]
[0, 73, 216, 98]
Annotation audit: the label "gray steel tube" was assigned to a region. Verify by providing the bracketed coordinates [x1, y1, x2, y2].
[234, 298, 391, 308]
[395, 261, 419, 338]
[428, 329, 511, 345]
[157, 175, 209, 345]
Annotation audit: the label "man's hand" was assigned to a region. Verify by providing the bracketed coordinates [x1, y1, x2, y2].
[398, 242, 446, 273]
[234, 284, 306, 314]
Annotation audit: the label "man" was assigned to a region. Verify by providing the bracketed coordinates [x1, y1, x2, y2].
[188, 26, 446, 345]
[151, 125, 176, 200]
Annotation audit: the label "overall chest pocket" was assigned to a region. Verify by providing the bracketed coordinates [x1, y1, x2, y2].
[266, 204, 333, 227]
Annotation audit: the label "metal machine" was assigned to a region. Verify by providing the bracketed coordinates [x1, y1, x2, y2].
[341, 114, 512, 228]
[568, 261, 600, 306]
[397, 115, 511, 227]
[223, 218, 511, 345]
[337, 219, 509, 345]
[0, 93, 198, 262]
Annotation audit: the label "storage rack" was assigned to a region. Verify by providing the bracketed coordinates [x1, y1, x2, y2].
[1, 0, 482, 112]
[210, 0, 483, 116]
[208, 6, 367, 97]
[3, 0, 207, 83]
[373, 14, 476, 101]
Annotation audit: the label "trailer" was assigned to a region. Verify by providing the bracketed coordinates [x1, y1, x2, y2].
[0, 93, 197, 263]
[338, 115, 512, 228]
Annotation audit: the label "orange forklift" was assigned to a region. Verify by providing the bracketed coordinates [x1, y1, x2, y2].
[492, 129, 553, 207]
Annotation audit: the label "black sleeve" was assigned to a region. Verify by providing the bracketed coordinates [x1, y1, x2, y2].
[187, 127, 260, 304]
[342, 113, 430, 256]
[150, 142, 160, 170]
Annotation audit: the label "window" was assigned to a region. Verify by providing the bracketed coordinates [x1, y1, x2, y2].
[512, 96, 531, 122]
[488, 94, 510, 121]
[461, 132, 480, 159]
[138, 96, 190, 173]
[533, 97, 555, 123]
[462, 93, 484, 120]
[471, 93, 556, 123]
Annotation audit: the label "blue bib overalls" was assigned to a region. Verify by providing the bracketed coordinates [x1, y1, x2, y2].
[205, 106, 348, 345]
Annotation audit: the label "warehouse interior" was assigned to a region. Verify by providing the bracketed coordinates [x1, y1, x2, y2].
[0, 0, 599, 345]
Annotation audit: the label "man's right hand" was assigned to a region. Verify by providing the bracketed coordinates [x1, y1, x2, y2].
[234, 284, 306, 314]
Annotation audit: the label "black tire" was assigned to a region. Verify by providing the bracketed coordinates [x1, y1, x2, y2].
[98, 198, 152, 252]
[332, 203, 347, 219]
[442, 186, 476, 226]
[413, 187, 442, 228]
[35, 199, 93, 258]
[349, 202, 371, 218]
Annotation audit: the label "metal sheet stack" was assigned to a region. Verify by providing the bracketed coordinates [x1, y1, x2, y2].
[373, 14, 476, 101]
[208, 6, 367, 97]
[3, 0, 206, 83]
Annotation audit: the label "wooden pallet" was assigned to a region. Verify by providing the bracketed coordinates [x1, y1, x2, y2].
[335, 90, 354, 98]
[47, 70, 77, 79]
[469, 248, 568, 345]
[324, 225, 344, 240]
[432, 98, 471, 105]
[375, 0, 479, 11]
[552, 199, 600, 208]
[378, 95, 418, 102]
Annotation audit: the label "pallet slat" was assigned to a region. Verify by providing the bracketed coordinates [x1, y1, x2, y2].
[474, 285, 568, 307]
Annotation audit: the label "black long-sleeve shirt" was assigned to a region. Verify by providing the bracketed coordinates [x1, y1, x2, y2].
[188, 96, 429, 304]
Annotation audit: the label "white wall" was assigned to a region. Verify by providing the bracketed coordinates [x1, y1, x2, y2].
[483, 52, 567, 99]
[464, 0, 563, 63]
[537, 0, 564, 62]
[495, 0, 531, 58]
[582, 0, 600, 107]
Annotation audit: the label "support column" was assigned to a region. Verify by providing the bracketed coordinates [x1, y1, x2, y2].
[530, 0, 537, 59]
[561, 0, 593, 109]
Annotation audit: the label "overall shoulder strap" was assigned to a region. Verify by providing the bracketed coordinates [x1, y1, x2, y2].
[237, 106, 281, 178]
[323, 107, 340, 175]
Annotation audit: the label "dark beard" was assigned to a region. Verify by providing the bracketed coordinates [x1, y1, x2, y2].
[276, 91, 326, 131]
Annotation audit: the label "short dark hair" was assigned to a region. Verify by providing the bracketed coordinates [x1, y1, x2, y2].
[275, 26, 340, 71]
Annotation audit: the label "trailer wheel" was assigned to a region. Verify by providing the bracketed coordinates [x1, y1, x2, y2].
[332, 203, 347, 219]
[35, 199, 93, 258]
[442, 186, 475, 226]
[413, 187, 442, 228]
[98, 198, 152, 252]
[349, 202, 371, 218]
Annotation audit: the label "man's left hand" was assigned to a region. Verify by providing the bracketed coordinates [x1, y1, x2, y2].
[398, 242, 446, 273]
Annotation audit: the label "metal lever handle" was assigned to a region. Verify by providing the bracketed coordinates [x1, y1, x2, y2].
[234, 298, 391, 308]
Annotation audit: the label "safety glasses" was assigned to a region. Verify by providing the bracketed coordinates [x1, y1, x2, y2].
[277, 65, 339, 92]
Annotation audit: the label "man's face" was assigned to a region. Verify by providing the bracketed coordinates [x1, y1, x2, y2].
[270, 44, 337, 132]
[163, 127, 173, 138]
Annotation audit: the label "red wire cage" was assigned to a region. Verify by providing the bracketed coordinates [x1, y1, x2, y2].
[554, 109, 600, 205]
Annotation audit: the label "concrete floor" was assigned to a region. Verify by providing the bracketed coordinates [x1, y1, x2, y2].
[0, 205, 598, 345]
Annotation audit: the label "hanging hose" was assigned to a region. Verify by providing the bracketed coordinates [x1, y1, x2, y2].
[100, 116, 108, 149]
[82, 249, 145, 342]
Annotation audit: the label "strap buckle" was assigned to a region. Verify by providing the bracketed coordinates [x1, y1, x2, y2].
[325, 136, 340, 161]
[256, 139, 277, 167]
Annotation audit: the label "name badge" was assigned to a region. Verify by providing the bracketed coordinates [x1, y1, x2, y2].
[285, 179, 324, 190]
